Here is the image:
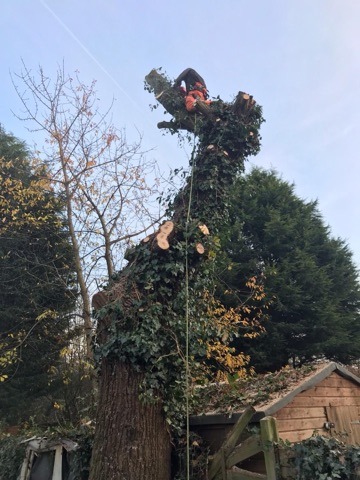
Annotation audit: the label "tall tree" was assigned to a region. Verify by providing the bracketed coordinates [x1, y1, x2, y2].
[89, 69, 264, 479]
[12, 63, 160, 358]
[0, 126, 77, 422]
[218, 167, 360, 371]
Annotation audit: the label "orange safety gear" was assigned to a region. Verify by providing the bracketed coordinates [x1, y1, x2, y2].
[174, 68, 211, 112]
[185, 87, 211, 112]
[193, 82, 209, 99]
[174, 68, 207, 93]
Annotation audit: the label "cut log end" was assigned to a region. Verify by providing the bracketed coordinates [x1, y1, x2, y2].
[198, 223, 210, 235]
[159, 220, 174, 235]
[156, 232, 170, 250]
[195, 243, 205, 255]
[233, 91, 256, 116]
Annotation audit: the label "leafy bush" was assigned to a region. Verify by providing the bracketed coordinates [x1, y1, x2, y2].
[291, 435, 360, 479]
[0, 435, 25, 480]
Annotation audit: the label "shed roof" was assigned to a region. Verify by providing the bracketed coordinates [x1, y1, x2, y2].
[191, 362, 360, 426]
[20, 436, 79, 452]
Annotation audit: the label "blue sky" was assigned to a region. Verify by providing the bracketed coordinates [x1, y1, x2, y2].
[1, 1, 360, 268]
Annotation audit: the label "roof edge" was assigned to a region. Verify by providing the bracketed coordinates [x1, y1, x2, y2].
[263, 362, 360, 416]
[190, 410, 265, 426]
[190, 362, 360, 425]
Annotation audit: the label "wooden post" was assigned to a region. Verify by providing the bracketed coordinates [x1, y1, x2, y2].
[221, 448, 228, 480]
[260, 417, 279, 480]
[227, 468, 267, 480]
[53, 446, 63, 480]
[19, 448, 34, 480]
[208, 406, 256, 479]
[226, 435, 263, 468]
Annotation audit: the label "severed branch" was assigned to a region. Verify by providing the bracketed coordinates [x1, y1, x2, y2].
[145, 70, 215, 133]
[145, 70, 256, 135]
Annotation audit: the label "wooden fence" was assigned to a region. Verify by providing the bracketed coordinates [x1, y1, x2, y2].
[208, 406, 279, 480]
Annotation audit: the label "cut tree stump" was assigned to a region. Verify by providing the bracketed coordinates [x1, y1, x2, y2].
[232, 91, 256, 116]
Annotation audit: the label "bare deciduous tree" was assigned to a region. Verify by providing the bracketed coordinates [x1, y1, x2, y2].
[12, 62, 161, 357]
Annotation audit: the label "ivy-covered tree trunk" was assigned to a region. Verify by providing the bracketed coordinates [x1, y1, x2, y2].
[89, 69, 264, 480]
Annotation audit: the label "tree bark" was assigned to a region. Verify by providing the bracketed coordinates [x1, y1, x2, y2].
[59, 141, 94, 360]
[89, 360, 171, 480]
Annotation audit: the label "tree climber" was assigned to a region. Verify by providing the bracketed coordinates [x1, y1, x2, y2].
[174, 67, 211, 112]
[174, 68, 207, 92]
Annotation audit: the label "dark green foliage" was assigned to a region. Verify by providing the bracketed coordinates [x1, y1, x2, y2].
[94, 82, 265, 431]
[217, 168, 360, 371]
[0, 126, 77, 423]
[0, 435, 25, 480]
[172, 432, 209, 480]
[95, 233, 218, 431]
[289, 435, 360, 479]
[66, 426, 94, 480]
[168, 100, 264, 232]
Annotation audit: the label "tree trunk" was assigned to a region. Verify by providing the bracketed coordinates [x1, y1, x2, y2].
[89, 68, 263, 480]
[89, 359, 171, 480]
[60, 145, 94, 360]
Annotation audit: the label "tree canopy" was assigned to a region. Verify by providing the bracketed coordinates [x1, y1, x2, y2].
[0, 126, 77, 422]
[218, 167, 360, 371]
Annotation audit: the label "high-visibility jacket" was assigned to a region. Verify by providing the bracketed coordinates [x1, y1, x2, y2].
[185, 88, 211, 112]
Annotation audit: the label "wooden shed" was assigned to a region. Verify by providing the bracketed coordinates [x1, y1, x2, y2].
[190, 362, 360, 451]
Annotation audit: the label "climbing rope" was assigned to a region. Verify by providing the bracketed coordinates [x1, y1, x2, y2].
[185, 124, 198, 480]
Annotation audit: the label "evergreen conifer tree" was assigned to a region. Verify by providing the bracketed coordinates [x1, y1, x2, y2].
[218, 168, 360, 371]
[0, 126, 77, 423]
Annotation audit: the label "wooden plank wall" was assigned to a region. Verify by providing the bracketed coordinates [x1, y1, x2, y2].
[326, 405, 360, 444]
[272, 372, 360, 443]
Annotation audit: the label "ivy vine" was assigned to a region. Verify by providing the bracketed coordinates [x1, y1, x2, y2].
[94, 72, 265, 433]
[287, 435, 360, 479]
